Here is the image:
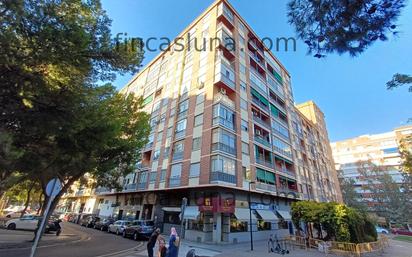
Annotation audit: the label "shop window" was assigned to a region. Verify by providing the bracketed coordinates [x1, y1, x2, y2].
[230, 214, 247, 232]
[278, 219, 288, 229]
[164, 212, 180, 224]
[187, 213, 204, 231]
[257, 220, 271, 231]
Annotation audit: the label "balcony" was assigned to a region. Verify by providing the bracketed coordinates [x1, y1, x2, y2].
[252, 115, 270, 130]
[273, 146, 293, 159]
[215, 63, 235, 90]
[137, 182, 147, 190]
[252, 98, 269, 112]
[255, 156, 273, 168]
[255, 182, 277, 193]
[212, 142, 236, 156]
[214, 92, 235, 110]
[95, 187, 112, 194]
[254, 135, 271, 148]
[217, 3, 234, 30]
[212, 116, 235, 131]
[123, 183, 137, 191]
[249, 51, 265, 70]
[278, 186, 300, 198]
[169, 177, 181, 188]
[279, 168, 296, 177]
[210, 171, 236, 184]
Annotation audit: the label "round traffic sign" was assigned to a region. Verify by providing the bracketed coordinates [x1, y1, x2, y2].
[46, 178, 62, 197]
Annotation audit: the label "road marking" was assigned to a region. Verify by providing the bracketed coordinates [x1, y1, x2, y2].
[0, 235, 92, 251]
[93, 242, 144, 257]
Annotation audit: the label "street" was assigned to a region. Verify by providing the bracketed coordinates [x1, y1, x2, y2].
[0, 222, 144, 257]
[1, 222, 412, 257]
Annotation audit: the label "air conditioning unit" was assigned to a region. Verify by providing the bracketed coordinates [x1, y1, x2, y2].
[256, 130, 261, 136]
[220, 88, 226, 95]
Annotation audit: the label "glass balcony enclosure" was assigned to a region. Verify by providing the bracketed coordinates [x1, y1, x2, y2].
[213, 103, 235, 130]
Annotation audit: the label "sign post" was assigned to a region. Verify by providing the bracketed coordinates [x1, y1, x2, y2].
[29, 178, 62, 257]
[177, 197, 188, 257]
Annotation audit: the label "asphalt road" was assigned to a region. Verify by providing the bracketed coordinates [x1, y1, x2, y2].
[0, 222, 145, 257]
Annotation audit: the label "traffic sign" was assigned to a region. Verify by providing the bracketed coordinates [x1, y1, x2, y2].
[45, 178, 62, 197]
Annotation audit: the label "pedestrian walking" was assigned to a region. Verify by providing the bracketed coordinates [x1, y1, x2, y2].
[166, 227, 179, 257]
[157, 235, 167, 257]
[147, 228, 161, 257]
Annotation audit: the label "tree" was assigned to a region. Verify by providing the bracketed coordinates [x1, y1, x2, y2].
[4, 180, 42, 216]
[386, 73, 412, 92]
[287, 0, 406, 57]
[357, 160, 411, 225]
[0, 0, 149, 233]
[339, 176, 365, 210]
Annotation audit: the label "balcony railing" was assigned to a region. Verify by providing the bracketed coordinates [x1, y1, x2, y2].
[95, 187, 112, 194]
[252, 98, 269, 112]
[255, 157, 273, 168]
[212, 117, 235, 131]
[210, 171, 236, 184]
[123, 183, 137, 191]
[214, 93, 235, 109]
[253, 116, 271, 130]
[215, 67, 235, 90]
[249, 52, 265, 68]
[169, 177, 181, 187]
[255, 136, 271, 148]
[256, 182, 277, 193]
[280, 168, 295, 177]
[211, 142, 236, 156]
[137, 182, 147, 190]
[273, 146, 293, 159]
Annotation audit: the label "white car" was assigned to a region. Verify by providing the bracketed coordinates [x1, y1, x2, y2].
[108, 220, 131, 235]
[4, 211, 29, 218]
[5, 215, 40, 230]
[376, 226, 389, 234]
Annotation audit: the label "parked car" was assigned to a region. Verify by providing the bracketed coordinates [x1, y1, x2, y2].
[375, 226, 389, 234]
[5, 215, 41, 230]
[123, 220, 155, 240]
[4, 211, 29, 219]
[392, 228, 412, 236]
[93, 218, 115, 231]
[80, 216, 100, 228]
[79, 214, 95, 226]
[108, 220, 131, 235]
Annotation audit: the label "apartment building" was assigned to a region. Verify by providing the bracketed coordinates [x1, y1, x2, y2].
[60, 0, 340, 243]
[331, 125, 412, 208]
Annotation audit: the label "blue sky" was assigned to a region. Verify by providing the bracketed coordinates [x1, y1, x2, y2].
[101, 0, 412, 142]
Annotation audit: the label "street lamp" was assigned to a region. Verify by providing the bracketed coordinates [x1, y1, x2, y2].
[248, 181, 255, 251]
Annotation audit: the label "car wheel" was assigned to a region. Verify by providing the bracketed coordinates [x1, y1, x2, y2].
[7, 223, 16, 230]
[122, 230, 127, 238]
[133, 233, 138, 241]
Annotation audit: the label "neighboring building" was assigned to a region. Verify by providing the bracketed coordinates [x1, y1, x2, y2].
[331, 125, 412, 209]
[60, 0, 340, 243]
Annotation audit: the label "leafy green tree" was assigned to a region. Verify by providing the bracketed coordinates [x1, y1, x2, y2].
[0, 0, 149, 232]
[4, 180, 42, 216]
[287, 0, 406, 57]
[387, 73, 412, 92]
[358, 160, 411, 225]
[339, 176, 365, 210]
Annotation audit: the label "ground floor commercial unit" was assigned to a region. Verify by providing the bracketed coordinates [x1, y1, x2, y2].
[59, 186, 296, 244]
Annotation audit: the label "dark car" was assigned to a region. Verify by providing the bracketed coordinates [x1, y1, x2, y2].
[123, 220, 155, 240]
[93, 218, 115, 231]
[79, 214, 96, 227]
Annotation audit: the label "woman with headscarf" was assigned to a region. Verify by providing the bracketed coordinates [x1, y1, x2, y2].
[167, 227, 179, 257]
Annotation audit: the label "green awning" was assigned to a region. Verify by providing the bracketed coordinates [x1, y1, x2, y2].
[256, 168, 266, 181]
[143, 94, 153, 106]
[270, 104, 279, 116]
[251, 88, 269, 106]
[273, 71, 283, 84]
[265, 171, 276, 184]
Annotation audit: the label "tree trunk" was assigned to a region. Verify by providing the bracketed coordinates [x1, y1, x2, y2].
[21, 183, 35, 218]
[36, 193, 44, 215]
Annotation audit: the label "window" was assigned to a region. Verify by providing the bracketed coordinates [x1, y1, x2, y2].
[153, 150, 160, 160]
[178, 99, 189, 116]
[230, 214, 247, 232]
[173, 141, 184, 155]
[272, 120, 289, 139]
[160, 169, 166, 181]
[149, 172, 157, 183]
[241, 119, 248, 131]
[243, 166, 251, 180]
[257, 220, 271, 231]
[188, 213, 204, 231]
[167, 127, 173, 137]
[240, 81, 246, 91]
[157, 131, 163, 142]
[196, 93, 205, 105]
[192, 137, 201, 151]
[175, 119, 187, 137]
[211, 155, 236, 175]
[213, 104, 235, 130]
[189, 162, 200, 177]
[212, 129, 236, 155]
[170, 163, 182, 178]
[239, 63, 246, 75]
[242, 142, 249, 155]
[240, 99, 247, 110]
[194, 114, 203, 127]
